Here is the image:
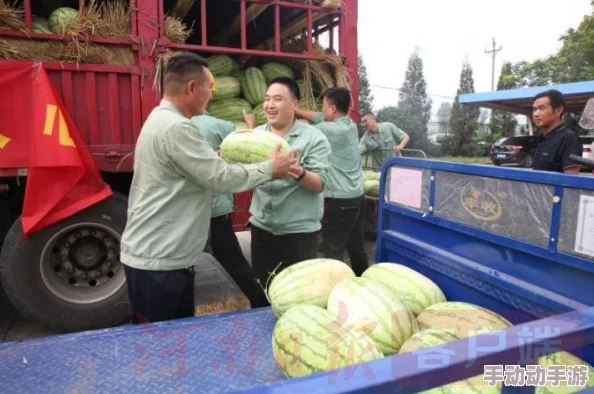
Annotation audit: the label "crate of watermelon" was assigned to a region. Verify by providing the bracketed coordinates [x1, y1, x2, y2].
[1, 158, 594, 393]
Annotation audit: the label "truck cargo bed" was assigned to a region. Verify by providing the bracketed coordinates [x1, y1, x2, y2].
[1, 158, 594, 393]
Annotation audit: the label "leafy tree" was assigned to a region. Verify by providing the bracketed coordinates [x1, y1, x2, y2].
[490, 62, 519, 138]
[392, 47, 432, 150]
[357, 55, 374, 136]
[449, 61, 481, 155]
[436, 102, 452, 135]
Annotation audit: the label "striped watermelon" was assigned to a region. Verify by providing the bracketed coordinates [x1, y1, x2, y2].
[398, 328, 502, 393]
[416, 302, 512, 339]
[206, 55, 238, 77]
[327, 277, 417, 355]
[361, 263, 446, 316]
[262, 62, 295, 83]
[242, 67, 267, 106]
[208, 98, 252, 123]
[212, 76, 241, 100]
[251, 104, 267, 126]
[267, 258, 356, 318]
[536, 351, 594, 393]
[49, 7, 79, 34]
[220, 130, 290, 164]
[231, 70, 245, 86]
[272, 304, 384, 378]
[32, 16, 52, 34]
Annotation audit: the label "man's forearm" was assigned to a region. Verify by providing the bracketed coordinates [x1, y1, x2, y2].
[564, 165, 580, 174]
[296, 109, 317, 123]
[297, 170, 324, 193]
[398, 135, 410, 149]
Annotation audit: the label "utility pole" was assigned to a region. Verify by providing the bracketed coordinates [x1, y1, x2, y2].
[485, 38, 502, 91]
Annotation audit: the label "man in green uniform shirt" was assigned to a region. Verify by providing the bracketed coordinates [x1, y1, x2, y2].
[191, 97, 264, 308]
[359, 112, 410, 169]
[119, 53, 301, 324]
[296, 87, 368, 276]
[243, 77, 331, 306]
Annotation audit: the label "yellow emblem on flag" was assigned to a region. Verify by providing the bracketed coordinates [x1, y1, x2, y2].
[43, 104, 75, 147]
[0, 133, 10, 149]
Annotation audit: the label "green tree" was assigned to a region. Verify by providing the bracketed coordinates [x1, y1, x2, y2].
[357, 55, 374, 136]
[393, 47, 432, 150]
[490, 62, 518, 139]
[436, 102, 452, 135]
[449, 61, 481, 155]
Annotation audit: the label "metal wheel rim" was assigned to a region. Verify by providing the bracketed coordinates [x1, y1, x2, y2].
[40, 222, 126, 304]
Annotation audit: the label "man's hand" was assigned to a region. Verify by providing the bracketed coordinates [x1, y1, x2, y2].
[393, 145, 403, 154]
[269, 143, 301, 178]
[242, 109, 257, 129]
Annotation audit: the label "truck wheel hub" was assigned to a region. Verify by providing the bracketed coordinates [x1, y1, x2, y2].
[40, 223, 126, 305]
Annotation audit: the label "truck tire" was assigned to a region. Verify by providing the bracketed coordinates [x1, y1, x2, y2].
[0, 193, 131, 333]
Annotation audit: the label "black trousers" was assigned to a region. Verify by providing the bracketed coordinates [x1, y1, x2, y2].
[250, 224, 319, 307]
[322, 195, 369, 276]
[123, 264, 195, 324]
[208, 214, 264, 308]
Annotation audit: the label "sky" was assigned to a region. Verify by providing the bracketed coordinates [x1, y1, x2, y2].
[356, 0, 593, 118]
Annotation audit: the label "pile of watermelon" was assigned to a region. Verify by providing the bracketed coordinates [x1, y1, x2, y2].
[205, 54, 322, 128]
[362, 170, 380, 197]
[268, 258, 594, 392]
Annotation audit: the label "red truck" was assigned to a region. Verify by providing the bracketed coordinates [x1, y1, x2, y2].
[0, 0, 359, 333]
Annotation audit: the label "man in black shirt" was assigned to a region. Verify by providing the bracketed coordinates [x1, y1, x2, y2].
[531, 89, 583, 174]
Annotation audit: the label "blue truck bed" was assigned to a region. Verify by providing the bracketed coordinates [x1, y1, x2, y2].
[1, 158, 594, 393]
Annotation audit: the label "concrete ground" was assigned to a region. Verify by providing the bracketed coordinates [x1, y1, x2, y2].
[0, 238, 377, 344]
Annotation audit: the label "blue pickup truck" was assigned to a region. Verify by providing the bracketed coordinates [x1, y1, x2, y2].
[0, 156, 593, 394]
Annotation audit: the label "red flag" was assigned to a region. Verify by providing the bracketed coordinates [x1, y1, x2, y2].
[0, 61, 112, 237]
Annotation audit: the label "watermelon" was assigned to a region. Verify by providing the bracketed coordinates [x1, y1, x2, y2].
[207, 98, 252, 124]
[231, 70, 245, 86]
[32, 16, 52, 34]
[536, 351, 594, 393]
[220, 130, 291, 164]
[361, 263, 446, 316]
[363, 170, 381, 181]
[262, 62, 295, 83]
[251, 104, 267, 126]
[416, 302, 512, 339]
[242, 67, 267, 106]
[212, 76, 241, 100]
[272, 304, 384, 378]
[398, 328, 502, 393]
[267, 258, 356, 318]
[49, 7, 79, 34]
[327, 277, 417, 355]
[206, 55, 238, 77]
[363, 180, 379, 197]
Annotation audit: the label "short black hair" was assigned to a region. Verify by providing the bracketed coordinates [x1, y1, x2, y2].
[268, 77, 300, 100]
[534, 89, 566, 117]
[163, 52, 209, 93]
[362, 111, 376, 119]
[323, 87, 351, 114]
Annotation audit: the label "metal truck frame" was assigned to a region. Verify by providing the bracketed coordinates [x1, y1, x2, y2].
[0, 0, 360, 333]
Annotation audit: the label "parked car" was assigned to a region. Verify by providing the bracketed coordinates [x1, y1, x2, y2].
[490, 136, 539, 167]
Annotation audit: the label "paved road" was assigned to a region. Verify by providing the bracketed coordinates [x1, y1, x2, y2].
[0, 239, 378, 343]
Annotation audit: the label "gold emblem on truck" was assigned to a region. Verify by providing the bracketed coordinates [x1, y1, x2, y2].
[460, 185, 502, 221]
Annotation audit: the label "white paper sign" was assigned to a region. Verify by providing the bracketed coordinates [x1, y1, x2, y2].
[574, 194, 594, 258]
[388, 167, 423, 209]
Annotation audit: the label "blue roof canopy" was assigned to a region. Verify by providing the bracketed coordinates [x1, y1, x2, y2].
[458, 80, 594, 116]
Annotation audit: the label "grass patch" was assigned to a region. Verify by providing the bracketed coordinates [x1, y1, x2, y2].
[432, 156, 492, 164]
